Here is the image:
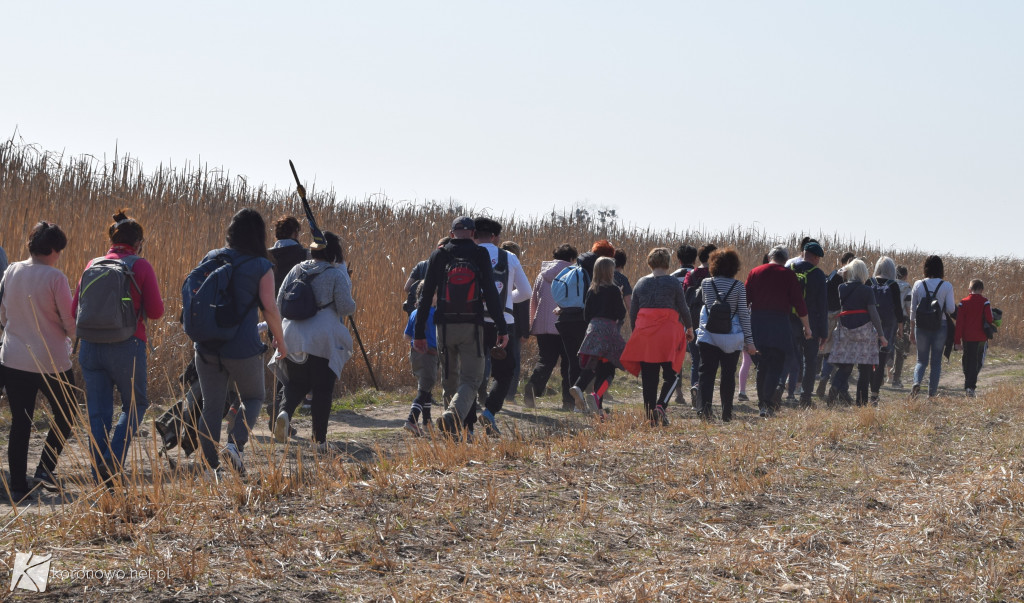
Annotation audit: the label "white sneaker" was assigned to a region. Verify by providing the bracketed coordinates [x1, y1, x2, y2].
[220, 443, 245, 476]
[570, 386, 586, 412]
[274, 411, 291, 443]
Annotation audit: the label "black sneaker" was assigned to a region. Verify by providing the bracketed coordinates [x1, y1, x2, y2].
[737, 393, 749, 402]
[910, 384, 921, 398]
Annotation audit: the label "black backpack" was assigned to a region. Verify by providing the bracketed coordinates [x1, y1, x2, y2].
[437, 245, 484, 323]
[869, 278, 897, 329]
[279, 266, 333, 320]
[826, 269, 844, 312]
[491, 249, 510, 312]
[915, 280, 945, 331]
[705, 279, 738, 334]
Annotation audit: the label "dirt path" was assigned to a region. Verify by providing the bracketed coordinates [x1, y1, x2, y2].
[2, 347, 1021, 513]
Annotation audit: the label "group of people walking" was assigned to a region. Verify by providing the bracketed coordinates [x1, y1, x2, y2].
[0, 210, 1002, 501]
[0, 208, 357, 501]
[403, 227, 1001, 437]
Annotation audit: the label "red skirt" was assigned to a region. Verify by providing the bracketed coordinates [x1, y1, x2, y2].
[620, 308, 688, 377]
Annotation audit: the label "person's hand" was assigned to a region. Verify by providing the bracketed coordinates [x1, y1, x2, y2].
[878, 336, 888, 348]
[803, 325, 813, 340]
[686, 329, 695, 343]
[273, 337, 288, 358]
[745, 343, 758, 355]
[413, 339, 428, 354]
[496, 334, 509, 348]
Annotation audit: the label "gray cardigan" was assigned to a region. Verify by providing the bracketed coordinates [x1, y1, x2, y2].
[275, 260, 357, 379]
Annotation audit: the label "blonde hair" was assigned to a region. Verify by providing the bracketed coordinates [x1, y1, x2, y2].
[844, 258, 869, 284]
[646, 247, 671, 270]
[591, 257, 616, 292]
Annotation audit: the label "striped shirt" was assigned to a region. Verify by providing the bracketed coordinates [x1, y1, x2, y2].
[700, 276, 753, 346]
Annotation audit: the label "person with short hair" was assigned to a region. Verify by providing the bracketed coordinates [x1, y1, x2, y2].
[909, 255, 957, 398]
[194, 209, 286, 479]
[953, 279, 993, 397]
[745, 245, 811, 417]
[816, 251, 857, 398]
[867, 256, 905, 403]
[694, 248, 755, 422]
[413, 216, 508, 438]
[500, 241, 531, 403]
[612, 249, 633, 317]
[273, 231, 356, 448]
[403, 282, 436, 436]
[73, 210, 165, 484]
[266, 215, 309, 429]
[523, 244, 577, 409]
[620, 247, 694, 425]
[682, 244, 717, 403]
[786, 238, 828, 408]
[0, 222, 79, 502]
[472, 218, 532, 436]
[888, 264, 913, 388]
[825, 259, 887, 405]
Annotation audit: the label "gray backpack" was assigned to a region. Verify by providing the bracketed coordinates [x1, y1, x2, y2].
[76, 256, 142, 343]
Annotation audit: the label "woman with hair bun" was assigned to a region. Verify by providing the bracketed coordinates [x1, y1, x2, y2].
[0, 222, 78, 501]
[73, 210, 165, 484]
[272, 231, 356, 450]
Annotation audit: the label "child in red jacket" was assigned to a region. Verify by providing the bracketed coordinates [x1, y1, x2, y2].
[953, 279, 994, 397]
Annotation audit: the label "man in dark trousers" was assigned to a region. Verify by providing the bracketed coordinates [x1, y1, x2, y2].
[267, 216, 308, 430]
[414, 216, 508, 437]
[789, 240, 828, 408]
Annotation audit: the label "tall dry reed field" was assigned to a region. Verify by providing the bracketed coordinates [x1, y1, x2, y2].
[2, 138, 1021, 398]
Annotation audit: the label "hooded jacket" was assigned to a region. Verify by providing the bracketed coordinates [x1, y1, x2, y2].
[529, 259, 570, 335]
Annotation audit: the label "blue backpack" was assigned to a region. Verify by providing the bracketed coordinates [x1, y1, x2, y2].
[181, 253, 257, 346]
[551, 264, 590, 309]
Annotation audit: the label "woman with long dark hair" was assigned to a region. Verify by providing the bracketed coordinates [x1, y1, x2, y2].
[0, 222, 79, 501]
[272, 231, 356, 450]
[194, 208, 286, 479]
[73, 210, 164, 483]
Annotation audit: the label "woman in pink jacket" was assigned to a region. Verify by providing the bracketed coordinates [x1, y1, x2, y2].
[72, 211, 164, 485]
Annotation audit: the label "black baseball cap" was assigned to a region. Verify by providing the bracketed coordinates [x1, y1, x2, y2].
[451, 216, 475, 231]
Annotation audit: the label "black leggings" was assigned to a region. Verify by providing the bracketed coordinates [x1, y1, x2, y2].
[2, 366, 78, 491]
[283, 355, 337, 444]
[697, 343, 740, 421]
[574, 358, 615, 407]
[640, 362, 676, 417]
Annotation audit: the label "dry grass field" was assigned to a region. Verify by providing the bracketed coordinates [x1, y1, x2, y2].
[1, 351, 1023, 600]
[2, 138, 1021, 397]
[2, 139, 1024, 600]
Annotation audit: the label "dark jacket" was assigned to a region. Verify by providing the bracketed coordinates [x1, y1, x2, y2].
[791, 260, 828, 338]
[584, 284, 626, 323]
[414, 238, 507, 339]
[270, 242, 308, 294]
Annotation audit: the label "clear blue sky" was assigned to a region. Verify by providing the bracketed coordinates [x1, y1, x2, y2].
[4, 1, 1022, 257]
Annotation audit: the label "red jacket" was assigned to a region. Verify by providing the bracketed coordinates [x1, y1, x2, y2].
[954, 293, 993, 345]
[744, 263, 808, 316]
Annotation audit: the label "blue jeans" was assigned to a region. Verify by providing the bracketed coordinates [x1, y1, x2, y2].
[80, 337, 149, 472]
[914, 324, 947, 396]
